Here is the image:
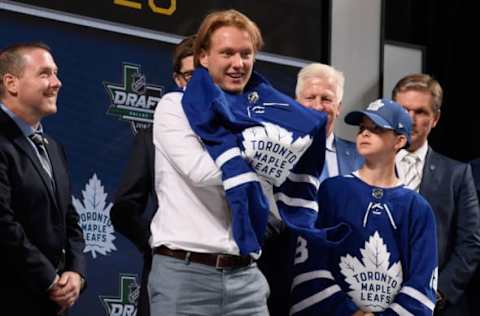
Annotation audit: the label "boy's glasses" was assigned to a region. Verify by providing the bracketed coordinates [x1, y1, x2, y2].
[177, 70, 193, 82]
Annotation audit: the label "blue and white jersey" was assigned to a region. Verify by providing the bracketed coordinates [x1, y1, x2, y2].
[182, 67, 330, 255]
[290, 173, 438, 316]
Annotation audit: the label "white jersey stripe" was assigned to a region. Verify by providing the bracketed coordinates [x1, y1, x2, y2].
[223, 172, 259, 191]
[275, 192, 318, 212]
[215, 147, 241, 168]
[288, 172, 320, 189]
[289, 285, 340, 315]
[400, 286, 435, 311]
[389, 303, 414, 316]
[291, 270, 334, 290]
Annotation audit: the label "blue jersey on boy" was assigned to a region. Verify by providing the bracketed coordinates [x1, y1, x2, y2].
[291, 173, 438, 315]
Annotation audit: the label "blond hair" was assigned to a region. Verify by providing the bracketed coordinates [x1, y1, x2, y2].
[193, 9, 263, 66]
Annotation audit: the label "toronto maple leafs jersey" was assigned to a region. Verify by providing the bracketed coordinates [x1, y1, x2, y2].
[290, 173, 438, 316]
[182, 67, 330, 255]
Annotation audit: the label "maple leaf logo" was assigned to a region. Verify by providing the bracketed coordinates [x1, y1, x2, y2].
[366, 99, 384, 111]
[242, 122, 312, 186]
[339, 231, 403, 312]
[73, 174, 116, 259]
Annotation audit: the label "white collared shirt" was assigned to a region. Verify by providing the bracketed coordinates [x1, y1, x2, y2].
[396, 141, 429, 190]
[150, 92, 240, 255]
[325, 133, 339, 177]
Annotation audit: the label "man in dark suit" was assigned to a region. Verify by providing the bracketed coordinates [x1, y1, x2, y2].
[0, 42, 86, 315]
[110, 35, 195, 316]
[393, 73, 480, 316]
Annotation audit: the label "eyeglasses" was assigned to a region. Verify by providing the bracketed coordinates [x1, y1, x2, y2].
[177, 70, 193, 82]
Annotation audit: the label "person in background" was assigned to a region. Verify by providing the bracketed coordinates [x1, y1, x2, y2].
[296, 63, 363, 182]
[110, 35, 195, 316]
[0, 42, 86, 315]
[393, 73, 480, 316]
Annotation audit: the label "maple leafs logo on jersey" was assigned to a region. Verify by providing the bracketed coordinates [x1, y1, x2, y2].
[340, 231, 403, 312]
[242, 122, 312, 186]
[73, 174, 116, 258]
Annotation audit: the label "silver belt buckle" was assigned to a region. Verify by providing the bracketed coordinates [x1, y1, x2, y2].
[215, 255, 224, 269]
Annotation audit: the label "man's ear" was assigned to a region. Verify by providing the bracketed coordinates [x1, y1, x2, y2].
[2, 73, 18, 95]
[199, 50, 209, 68]
[173, 73, 182, 88]
[432, 110, 441, 128]
[336, 101, 343, 116]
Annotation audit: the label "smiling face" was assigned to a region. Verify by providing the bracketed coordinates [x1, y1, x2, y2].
[296, 76, 341, 136]
[3, 48, 61, 125]
[199, 26, 254, 93]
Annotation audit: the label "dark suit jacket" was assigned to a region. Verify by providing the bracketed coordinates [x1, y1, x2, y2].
[420, 148, 480, 316]
[0, 109, 86, 315]
[466, 158, 480, 316]
[110, 127, 156, 316]
[471, 159, 480, 193]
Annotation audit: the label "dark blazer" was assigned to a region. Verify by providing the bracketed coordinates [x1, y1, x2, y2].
[0, 109, 86, 315]
[110, 127, 156, 316]
[419, 148, 480, 316]
[466, 158, 480, 316]
[471, 158, 480, 193]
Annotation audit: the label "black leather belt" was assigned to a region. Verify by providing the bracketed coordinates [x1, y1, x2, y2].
[153, 245, 254, 269]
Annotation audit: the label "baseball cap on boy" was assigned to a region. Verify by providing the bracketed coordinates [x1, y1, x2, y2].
[344, 98, 412, 146]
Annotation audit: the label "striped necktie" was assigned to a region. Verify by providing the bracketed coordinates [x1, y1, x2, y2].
[29, 132, 53, 179]
[402, 153, 421, 191]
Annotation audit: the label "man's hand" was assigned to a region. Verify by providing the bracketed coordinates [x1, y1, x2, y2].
[48, 271, 83, 314]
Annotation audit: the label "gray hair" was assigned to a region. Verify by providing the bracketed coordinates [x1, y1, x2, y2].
[295, 63, 345, 102]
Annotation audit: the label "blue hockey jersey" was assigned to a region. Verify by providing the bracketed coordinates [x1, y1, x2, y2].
[182, 67, 335, 255]
[290, 174, 438, 316]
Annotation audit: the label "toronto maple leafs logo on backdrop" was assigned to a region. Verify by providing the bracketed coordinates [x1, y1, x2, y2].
[73, 174, 116, 258]
[340, 231, 403, 312]
[242, 122, 312, 186]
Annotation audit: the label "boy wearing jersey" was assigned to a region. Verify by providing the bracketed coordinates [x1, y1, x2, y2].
[290, 99, 438, 316]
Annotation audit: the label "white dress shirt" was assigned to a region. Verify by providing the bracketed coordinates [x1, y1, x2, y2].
[150, 92, 240, 255]
[325, 132, 339, 177]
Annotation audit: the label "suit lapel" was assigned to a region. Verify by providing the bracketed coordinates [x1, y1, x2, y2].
[44, 137, 66, 212]
[419, 147, 441, 197]
[0, 110, 59, 209]
[335, 137, 355, 175]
